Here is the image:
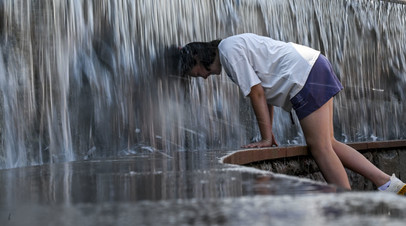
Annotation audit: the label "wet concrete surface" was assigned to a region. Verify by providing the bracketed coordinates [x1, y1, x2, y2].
[0, 149, 405, 225]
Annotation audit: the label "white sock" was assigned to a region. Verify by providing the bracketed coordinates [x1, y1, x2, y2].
[378, 180, 391, 191]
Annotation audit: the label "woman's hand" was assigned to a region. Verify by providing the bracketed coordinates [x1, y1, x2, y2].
[245, 84, 278, 148]
[242, 133, 278, 148]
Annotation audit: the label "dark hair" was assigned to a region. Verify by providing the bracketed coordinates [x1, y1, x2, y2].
[179, 39, 221, 76]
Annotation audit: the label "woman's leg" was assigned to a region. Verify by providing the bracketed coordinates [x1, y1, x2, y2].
[330, 141, 390, 187]
[300, 98, 351, 189]
[300, 98, 391, 189]
[327, 101, 390, 187]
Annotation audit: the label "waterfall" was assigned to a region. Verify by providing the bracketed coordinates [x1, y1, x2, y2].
[0, 0, 405, 169]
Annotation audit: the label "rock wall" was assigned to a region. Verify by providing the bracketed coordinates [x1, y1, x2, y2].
[248, 148, 406, 191]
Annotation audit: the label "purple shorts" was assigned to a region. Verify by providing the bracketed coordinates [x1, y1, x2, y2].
[290, 54, 343, 120]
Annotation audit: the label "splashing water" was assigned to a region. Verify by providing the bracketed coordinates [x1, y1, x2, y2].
[0, 0, 405, 169]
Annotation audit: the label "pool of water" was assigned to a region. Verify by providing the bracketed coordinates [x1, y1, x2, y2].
[1, 149, 404, 225]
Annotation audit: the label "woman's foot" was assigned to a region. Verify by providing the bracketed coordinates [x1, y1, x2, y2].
[379, 174, 406, 195]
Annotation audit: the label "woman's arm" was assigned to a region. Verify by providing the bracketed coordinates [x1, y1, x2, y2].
[243, 83, 278, 148]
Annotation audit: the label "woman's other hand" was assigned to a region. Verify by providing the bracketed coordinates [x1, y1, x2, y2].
[242, 133, 278, 148]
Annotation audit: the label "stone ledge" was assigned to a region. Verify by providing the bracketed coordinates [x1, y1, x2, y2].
[222, 140, 406, 165]
[221, 140, 406, 191]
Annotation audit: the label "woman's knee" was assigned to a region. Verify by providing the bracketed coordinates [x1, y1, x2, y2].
[331, 138, 343, 150]
[306, 138, 334, 155]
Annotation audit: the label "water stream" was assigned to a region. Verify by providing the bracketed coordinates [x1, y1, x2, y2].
[0, 0, 405, 169]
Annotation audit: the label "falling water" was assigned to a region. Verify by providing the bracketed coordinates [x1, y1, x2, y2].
[0, 0, 405, 169]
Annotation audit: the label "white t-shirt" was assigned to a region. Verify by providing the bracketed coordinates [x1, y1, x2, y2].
[218, 33, 320, 111]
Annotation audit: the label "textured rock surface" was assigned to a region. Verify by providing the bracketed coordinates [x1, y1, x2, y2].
[249, 149, 406, 191]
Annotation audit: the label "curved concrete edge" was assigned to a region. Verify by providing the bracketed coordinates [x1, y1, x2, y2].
[221, 140, 406, 165]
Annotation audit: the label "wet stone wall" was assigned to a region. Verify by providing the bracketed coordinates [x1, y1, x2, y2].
[248, 148, 406, 191]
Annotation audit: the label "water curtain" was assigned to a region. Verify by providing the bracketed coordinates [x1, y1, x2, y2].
[0, 0, 405, 169]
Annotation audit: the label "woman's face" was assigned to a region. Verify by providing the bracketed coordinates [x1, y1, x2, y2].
[189, 63, 211, 79]
[189, 60, 222, 79]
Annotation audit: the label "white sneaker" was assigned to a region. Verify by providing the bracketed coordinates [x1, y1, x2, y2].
[383, 174, 406, 195]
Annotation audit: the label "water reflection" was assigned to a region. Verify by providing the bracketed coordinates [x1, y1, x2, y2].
[0, 150, 341, 207]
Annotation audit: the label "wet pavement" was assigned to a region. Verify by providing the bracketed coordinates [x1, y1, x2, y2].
[0, 149, 405, 225]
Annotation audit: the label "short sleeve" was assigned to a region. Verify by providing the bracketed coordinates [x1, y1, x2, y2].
[222, 55, 261, 97]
